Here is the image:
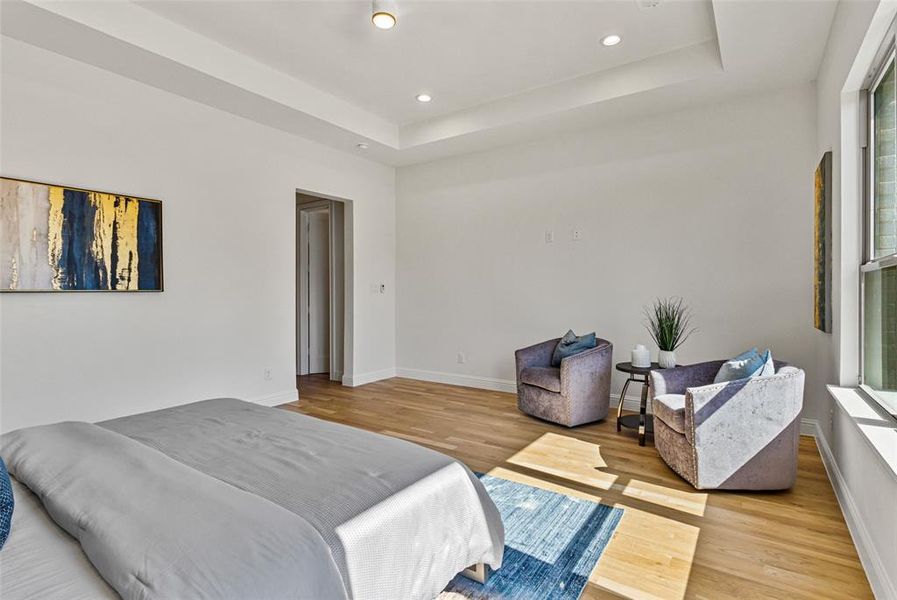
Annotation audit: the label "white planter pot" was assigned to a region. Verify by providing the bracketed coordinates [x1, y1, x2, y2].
[658, 350, 676, 369]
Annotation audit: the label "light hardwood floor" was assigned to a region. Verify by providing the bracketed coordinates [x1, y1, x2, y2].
[286, 375, 872, 600]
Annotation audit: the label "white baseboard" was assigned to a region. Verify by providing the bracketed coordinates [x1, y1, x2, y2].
[806, 418, 896, 600]
[250, 389, 298, 407]
[800, 417, 819, 437]
[343, 368, 396, 387]
[619, 395, 649, 412]
[395, 368, 517, 393]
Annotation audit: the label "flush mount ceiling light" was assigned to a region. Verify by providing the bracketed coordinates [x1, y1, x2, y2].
[372, 11, 395, 29]
[416, 93, 432, 103]
[372, 0, 396, 29]
[601, 34, 622, 47]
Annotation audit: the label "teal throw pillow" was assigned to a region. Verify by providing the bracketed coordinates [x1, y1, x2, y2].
[714, 348, 766, 383]
[551, 330, 598, 367]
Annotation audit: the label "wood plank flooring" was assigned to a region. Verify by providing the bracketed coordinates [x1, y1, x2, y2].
[285, 375, 872, 600]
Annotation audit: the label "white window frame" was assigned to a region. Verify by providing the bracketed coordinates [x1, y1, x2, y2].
[861, 22, 897, 417]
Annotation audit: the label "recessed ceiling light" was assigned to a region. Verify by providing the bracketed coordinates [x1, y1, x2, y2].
[601, 34, 622, 47]
[416, 94, 432, 103]
[356, 142, 369, 149]
[372, 11, 396, 29]
[372, 0, 396, 28]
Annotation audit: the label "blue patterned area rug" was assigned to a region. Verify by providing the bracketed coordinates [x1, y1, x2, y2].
[441, 473, 623, 600]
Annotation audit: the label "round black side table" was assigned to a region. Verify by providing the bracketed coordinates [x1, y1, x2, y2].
[615, 361, 658, 446]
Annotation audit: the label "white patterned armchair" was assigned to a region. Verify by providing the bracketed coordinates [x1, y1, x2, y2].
[649, 360, 805, 490]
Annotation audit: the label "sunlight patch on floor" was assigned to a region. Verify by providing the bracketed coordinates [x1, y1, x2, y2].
[591, 505, 699, 600]
[505, 432, 618, 490]
[621, 479, 708, 517]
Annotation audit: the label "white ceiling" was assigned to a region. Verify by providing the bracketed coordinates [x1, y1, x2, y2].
[137, 0, 717, 125]
[1, 0, 838, 165]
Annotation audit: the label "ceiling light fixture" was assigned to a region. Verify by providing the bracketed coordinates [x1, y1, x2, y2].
[356, 142, 369, 149]
[416, 93, 432, 103]
[601, 34, 622, 47]
[372, 0, 396, 29]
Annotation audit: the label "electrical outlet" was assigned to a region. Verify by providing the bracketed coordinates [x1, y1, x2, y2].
[572, 229, 582, 241]
[379, 283, 386, 294]
[264, 368, 272, 381]
[545, 231, 554, 243]
[457, 352, 466, 364]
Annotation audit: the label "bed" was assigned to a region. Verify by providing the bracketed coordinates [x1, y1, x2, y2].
[0, 398, 504, 600]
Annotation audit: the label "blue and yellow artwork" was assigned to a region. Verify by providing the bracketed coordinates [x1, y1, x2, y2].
[0, 177, 162, 291]
[813, 153, 831, 332]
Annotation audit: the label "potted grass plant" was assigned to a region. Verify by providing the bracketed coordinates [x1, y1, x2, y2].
[643, 297, 696, 368]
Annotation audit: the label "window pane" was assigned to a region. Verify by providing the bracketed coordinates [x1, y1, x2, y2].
[873, 59, 897, 259]
[864, 264, 897, 410]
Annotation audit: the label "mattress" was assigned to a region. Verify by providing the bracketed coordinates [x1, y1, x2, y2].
[0, 399, 504, 600]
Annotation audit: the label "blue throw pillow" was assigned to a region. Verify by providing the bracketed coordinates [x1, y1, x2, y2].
[714, 348, 766, 383]
[758, 349, 775, 376]
[551, 330, 598, 367]
[0, 458, 13, 549]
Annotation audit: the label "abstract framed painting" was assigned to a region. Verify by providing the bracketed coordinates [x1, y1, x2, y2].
[813, 152, 832, 333]
[0, 177, 162, 292]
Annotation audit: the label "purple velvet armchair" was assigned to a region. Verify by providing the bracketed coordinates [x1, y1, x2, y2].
[649, 360, 805, 490]
[514, 337, 613, 427]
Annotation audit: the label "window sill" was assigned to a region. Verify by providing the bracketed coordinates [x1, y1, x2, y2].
[859, 385, 897, 417]
[827, 385, 897, 481]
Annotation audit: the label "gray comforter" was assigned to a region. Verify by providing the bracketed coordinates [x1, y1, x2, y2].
[2, 421, 347, 599]
[1, 399, 504, 600]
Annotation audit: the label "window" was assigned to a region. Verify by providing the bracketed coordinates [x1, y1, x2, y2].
[863, 43, 897, 416]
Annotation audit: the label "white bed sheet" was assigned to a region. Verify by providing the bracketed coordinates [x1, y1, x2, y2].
[0, 478, 116, 600]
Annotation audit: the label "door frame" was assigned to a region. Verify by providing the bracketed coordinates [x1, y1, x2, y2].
[295, 190, 352, 386]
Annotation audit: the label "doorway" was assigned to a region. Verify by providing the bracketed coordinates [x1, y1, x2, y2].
[296, 193, 346, 383]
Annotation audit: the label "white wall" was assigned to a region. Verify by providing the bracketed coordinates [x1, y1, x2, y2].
[2, 14, 892, 595]
[0, 38, 396, 432]
[815, 1, 897, 597]
[397, 84, 819, 404]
